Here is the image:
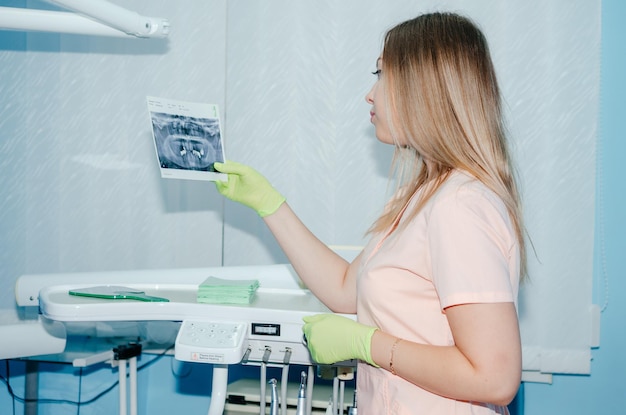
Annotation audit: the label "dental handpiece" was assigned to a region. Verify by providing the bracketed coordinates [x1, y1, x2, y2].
[295, 371, 307, 415]
[269, 379, 279, 415]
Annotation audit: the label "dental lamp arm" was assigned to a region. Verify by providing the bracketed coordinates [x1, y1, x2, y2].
[46, 0, 169, 37]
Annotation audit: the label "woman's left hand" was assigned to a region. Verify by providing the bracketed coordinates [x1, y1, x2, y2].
[302, 314, 378, 366]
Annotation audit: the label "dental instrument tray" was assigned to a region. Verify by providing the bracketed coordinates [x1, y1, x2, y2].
[23, 265, 356, 366]
[38, 282, 341, 365]
[69, 286, 170, 302]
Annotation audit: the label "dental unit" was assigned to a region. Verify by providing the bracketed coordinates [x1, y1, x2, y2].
[15, 264, 356, 415]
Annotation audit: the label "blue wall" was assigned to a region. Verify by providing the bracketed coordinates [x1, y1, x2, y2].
[523, 0, 626, 413]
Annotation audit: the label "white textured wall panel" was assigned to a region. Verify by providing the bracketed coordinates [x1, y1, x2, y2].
[0, 0, 228, 309]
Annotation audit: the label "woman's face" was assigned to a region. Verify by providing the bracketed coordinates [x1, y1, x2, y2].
[365, 58, 394, 145]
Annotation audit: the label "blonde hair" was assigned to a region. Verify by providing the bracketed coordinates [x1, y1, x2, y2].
[369, 12, 527, 278]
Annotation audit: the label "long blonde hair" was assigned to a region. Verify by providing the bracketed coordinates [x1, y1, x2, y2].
[369, 12, 527, 278]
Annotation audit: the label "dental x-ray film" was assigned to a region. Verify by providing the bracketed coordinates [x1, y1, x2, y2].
[147, 96, 226, 181]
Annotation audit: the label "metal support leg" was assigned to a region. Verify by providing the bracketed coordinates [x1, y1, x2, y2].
[129, 356, 137, 415]
[119, 359, 127, 415]
[207, 365, 228, 415]
[25, 361, 38, 415]
[118, 357, 138, 415]
[73, 343, 140, 415]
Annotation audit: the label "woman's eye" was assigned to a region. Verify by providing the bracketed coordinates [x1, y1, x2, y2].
[371, 69, 381, 78]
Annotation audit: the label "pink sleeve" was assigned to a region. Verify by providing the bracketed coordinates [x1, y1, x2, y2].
[427, 185, 517, 310]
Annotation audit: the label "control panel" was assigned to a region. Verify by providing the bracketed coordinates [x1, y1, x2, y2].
[175, 320, 248, 364]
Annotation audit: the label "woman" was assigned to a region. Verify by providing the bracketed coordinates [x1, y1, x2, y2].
[215, 12, 525, 414]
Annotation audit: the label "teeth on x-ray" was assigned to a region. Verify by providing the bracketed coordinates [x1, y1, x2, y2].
[150, 112, 223, 170]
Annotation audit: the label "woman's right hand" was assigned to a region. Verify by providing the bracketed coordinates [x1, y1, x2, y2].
[214, 161, 286, 217]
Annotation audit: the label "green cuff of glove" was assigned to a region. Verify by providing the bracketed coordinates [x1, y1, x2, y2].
[302, 314, 379, 367]
[359, 325, 379, 367]
[257, 193, 286, 217]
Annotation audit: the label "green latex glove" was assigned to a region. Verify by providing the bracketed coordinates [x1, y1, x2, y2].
[302, 314, 379, 366]
[214, 161, 286, 217]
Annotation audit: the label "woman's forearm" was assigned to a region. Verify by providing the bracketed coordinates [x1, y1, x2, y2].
[369, 302, 522, 406]
[263, 203, 358, 313]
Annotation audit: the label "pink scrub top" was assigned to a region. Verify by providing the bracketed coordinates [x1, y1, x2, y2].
[356, 170, 520, 414]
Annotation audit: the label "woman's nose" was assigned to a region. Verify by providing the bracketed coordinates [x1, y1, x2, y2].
[365, 85, 374, 104]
